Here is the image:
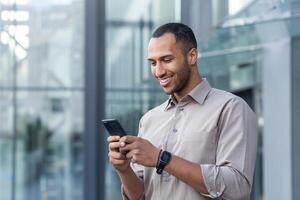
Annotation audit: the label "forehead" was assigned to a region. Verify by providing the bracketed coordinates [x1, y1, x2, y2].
[147, 33, 180, 58]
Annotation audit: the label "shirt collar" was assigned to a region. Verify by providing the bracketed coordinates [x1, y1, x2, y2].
[164, 78, 212, 111]
[189, 78, 212, 105]
[165, 95, 177, 111]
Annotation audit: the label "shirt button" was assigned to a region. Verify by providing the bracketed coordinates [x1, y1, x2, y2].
[173, 128, 178, 133]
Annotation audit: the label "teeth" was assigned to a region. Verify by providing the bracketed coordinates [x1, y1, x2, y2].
[159, 77, 171, 86]
[161, 78, 169, 83]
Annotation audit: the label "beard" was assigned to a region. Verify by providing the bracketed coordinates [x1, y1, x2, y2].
[165, 59, 191, 95]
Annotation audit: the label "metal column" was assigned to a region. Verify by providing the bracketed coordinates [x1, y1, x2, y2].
[84, 0, 106, 199]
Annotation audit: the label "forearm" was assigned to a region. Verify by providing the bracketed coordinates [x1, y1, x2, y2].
[117, 167, 144, 200]
[164, 155, 208, 194]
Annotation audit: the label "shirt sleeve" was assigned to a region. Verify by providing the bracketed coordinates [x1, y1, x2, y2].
[200, 97, 258, 200]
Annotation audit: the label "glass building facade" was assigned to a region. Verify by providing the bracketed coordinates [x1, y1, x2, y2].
[1, 0, 300, 199]
[0, 0, 84, 199]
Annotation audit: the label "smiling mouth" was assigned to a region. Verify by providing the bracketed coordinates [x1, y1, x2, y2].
[159, 77, 172, 87]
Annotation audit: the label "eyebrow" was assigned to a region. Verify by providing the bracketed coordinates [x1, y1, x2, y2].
[147, 54, 174, 61]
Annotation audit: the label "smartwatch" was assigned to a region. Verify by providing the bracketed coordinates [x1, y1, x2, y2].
[156, 150, 172, 174]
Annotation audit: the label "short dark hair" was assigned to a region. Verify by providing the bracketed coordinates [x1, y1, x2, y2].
[151, 23, 197, 54]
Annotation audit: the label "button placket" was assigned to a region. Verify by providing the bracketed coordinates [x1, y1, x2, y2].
[163, 108, 180, 150]
[172, 107, 181, 135]
[172, 105, 184, 133]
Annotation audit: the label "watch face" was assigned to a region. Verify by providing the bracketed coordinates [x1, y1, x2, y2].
[161, 151, 171, 161]
[156, 151, 171, 175]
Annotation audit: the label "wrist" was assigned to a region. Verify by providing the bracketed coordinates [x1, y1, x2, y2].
[154, 149, 162, 167]
[156, 150, 172, 174]
[115, 164, 131, 174]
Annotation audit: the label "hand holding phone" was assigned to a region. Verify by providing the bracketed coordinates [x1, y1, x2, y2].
[104, 119, 130, 171]
[102, 119, 127, 137]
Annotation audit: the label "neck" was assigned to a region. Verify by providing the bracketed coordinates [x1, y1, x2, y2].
[174, 71, 202, 102]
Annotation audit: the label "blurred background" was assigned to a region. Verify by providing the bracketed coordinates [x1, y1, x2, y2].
[1, 0, 300, 199]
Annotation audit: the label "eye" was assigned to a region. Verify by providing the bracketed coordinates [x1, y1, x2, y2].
[162, 57, 173, 63]
[149, 61, 156, 66]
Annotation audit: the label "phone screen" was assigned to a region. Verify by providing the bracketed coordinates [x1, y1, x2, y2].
[102, 119, 127, 136]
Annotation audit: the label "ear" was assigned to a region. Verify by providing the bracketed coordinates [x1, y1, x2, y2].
[187, 48, 198, 65]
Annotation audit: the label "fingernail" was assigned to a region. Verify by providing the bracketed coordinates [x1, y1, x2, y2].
[120, 142, 125, 147]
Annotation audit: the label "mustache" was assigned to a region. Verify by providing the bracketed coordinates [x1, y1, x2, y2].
[157, 73, 174, 79]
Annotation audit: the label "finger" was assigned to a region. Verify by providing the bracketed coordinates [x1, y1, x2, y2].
[109, 142, 121, 151]
[132, 155, 139, 163]
[120, 142, 136, 152]
[119, 135, 138, 144]
[125, 150, 133, 159]
[110, 158, 128, 166]
[125, 149, 140, 159]
[108, 151, 127, 160]
[131, 157, 136, 163]
[107, 136, 120, 143]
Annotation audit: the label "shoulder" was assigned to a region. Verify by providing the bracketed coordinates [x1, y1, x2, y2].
[209, 88, 256, 119]
[209, 88, 238, 102]
[209, 88, 249, 106]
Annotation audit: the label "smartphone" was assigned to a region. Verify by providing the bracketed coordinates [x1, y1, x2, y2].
[102, 119, 127, 136]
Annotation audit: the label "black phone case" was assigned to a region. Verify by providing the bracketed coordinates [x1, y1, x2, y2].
[102, 119, 127, 136]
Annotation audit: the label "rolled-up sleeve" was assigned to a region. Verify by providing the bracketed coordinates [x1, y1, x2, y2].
[201, 97, 257, 199]
[201, 165, 251, 199]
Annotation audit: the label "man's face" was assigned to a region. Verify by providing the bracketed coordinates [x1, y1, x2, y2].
[147, 33, 191, 96]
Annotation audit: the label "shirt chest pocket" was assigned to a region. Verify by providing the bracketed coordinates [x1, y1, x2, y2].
[176, 127, 218, 164]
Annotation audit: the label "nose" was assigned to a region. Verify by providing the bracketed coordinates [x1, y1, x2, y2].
[154, 62, 166, 78]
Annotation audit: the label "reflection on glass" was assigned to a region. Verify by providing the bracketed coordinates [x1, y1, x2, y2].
[16, 91, 84, 200]
[0, 92, 13, 200]
[1, 0, 85, 88]
[0, 0, 85, 199]
[228, 0, 254, 15]
[0, 17, 14, 87]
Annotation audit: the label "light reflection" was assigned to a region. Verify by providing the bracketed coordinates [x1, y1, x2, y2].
[0, 31, 10, 44]
[15, 45, 27, 60]
[15, 32, 29, 48]
[1, 0, 28, 5]
[1, 10, 30, 21]
[6, 25, 29, 35]
[4, 25, 30, 52]
[1, 0, 29, 60]
[229, 0, 254, 15]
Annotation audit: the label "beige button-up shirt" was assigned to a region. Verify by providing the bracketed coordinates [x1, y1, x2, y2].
[125, 79, 257, 200]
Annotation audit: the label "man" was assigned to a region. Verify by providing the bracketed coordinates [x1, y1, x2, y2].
[107, 23, 257, 200]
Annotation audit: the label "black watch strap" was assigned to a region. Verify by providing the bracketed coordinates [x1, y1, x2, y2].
[156, 150, 172, 175]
